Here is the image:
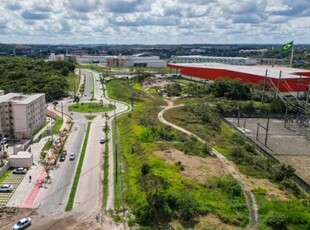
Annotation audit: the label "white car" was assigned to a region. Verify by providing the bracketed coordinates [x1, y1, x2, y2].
[13, 168, 27, 174]
[0, 184, 13, 192]
[100, 137, 105, 144]
[69, 152, 75, 161]
[0, 137, 7, 144]
[13, 217, 32, 230]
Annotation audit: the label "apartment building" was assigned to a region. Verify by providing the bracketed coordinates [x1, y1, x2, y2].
[0, 93, 46, 139]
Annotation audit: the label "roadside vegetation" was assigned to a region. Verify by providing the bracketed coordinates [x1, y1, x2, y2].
[68, 102, 115, 113]
[67, 72, 79, 93]
[0, 169, 12, 184]
[53, 117, 63, 134]
[65, 122, 91, 211]
[107, 79, 249, 229]
[102, 121, 110, 209]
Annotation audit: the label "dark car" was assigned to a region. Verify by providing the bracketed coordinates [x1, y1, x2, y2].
[59, 154, 66, 162]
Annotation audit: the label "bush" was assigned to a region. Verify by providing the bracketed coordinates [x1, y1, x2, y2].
[271, 164, 295, 182]
[266, 213, 288, 229]
[128, 217, 136, 227]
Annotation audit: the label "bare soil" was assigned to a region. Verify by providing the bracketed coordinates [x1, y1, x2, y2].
[170, 213, 241, 230]
[0, 207, 125, 230]
[155, 148, 229, 183]
[240, 175, 290, 201]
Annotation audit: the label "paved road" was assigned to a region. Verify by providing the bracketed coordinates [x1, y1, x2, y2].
[81, 70, 93, 100]
[158, 99, 259, 230]
[35, 121, 86, 216]
[72, 116, 104, 216]
[71, 69, 129, 214]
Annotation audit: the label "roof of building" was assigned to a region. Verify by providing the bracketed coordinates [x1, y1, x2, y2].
[168, 63, 310, 80]
[172, 55, 253, 60]
[15, 94, 45, 104]
[9, 151, 32, 158]
[0, 93, 44, 104]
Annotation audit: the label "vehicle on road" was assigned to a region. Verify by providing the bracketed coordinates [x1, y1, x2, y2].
[13, 217, 32, 230]
[13, 167, 27, 174]
[59, 154, 66, 162]
[100, 137, 105, 144]
[0, 137, 7, 144]
[69, 153, 75, 161]
[0, 184, 13, 192]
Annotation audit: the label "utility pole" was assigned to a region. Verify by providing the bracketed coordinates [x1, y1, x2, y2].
[61, 102, 63, 120]
[289, 46, 294, 68]
[297, 76, 303, 98]
[276, 70, 282, 98]
[265, 117, 270, 146]
[0, 132, 4, 166]
[50, 118, 53, 143]
[306, 83, 310, 104]
[261, 69, 268, 103]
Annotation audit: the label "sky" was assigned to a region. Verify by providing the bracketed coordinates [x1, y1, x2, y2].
[0, 0, 309, 44]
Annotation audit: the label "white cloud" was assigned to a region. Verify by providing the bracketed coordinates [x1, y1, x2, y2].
[0, 0, 308, 44]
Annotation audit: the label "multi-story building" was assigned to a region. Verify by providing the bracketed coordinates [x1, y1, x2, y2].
[0, 93, 46, 139]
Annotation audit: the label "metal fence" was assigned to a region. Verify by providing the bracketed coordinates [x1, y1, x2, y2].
[220, 115, 310, 194]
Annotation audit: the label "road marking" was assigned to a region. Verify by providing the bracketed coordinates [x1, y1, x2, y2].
[22, 170, 47, 208]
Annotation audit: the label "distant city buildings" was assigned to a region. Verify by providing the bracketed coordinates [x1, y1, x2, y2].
[66, 53, 167, 67]
[0, 92, 46, 139]
[49, 53, 64, 61]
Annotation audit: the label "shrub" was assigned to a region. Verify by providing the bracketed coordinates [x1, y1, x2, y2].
[266, 213, 288, 229]
[128, 217, 136, 227]
[271, 164, 295, 182]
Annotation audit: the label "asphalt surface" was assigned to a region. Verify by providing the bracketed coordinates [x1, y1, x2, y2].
[5, 68, 129, 222]
[35, 121, 86, 216]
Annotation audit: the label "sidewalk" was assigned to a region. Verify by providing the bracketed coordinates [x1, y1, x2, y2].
[6, 137, 50, 207]
[6, 106, 70, 208]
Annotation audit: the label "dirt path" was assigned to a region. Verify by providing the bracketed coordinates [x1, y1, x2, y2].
[158, 99, 259, 229]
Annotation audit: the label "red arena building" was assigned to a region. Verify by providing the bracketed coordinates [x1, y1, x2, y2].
[167, 62, 310, 94]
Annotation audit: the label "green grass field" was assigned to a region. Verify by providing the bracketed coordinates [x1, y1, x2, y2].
[68, 102, 115, 113]
[67, 73, 79, 93]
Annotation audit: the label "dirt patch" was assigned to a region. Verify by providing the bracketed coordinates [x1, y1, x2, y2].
[0, 208, 125, 230]
[240, 175, 290, 201]
[143, 77, 169, 88]
[169, 213, 241, 230]
[154, 148, 229, 183]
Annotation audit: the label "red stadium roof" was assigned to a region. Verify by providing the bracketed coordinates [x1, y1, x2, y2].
[167, 63, 310, 93]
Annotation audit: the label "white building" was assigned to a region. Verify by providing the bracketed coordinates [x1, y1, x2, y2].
[9, 151, 33, 168]
[107, 54, 166, 67]
[171, 56, 257, 65]
[123, 54, 166, 67]
[0, 93, 46, 139]
[49, 53, 65, 61]
[75, 55, 108, 63]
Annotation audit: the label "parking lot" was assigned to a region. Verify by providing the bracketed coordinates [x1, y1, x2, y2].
[0, 171, 25, 207]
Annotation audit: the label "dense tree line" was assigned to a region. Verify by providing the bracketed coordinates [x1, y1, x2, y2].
[0, 57, 75, 100]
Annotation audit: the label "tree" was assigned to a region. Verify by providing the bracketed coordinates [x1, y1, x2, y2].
[210, 78, 251, 100]
[100, 69, 110, 97]
[166, 83, 182, 97]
